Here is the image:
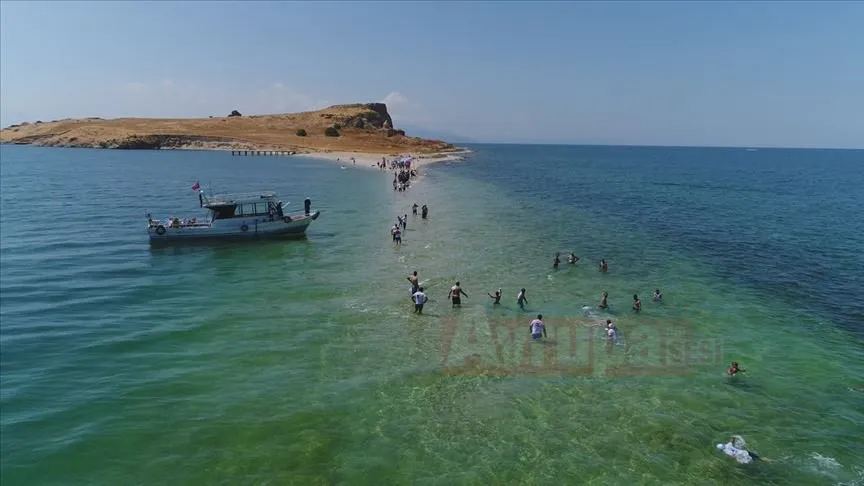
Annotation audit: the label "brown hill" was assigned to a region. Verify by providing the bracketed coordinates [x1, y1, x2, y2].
[0, 103, 457, 154]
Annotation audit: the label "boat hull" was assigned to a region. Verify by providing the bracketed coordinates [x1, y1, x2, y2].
[148, 211, 320, 244]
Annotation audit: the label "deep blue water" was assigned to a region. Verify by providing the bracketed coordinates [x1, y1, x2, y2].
[450, 144, 864, 335]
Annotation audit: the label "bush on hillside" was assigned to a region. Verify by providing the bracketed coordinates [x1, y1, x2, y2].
[228, 110, 242, 117]
[296, 128, 307, 137]
[324, 126, 339, 137]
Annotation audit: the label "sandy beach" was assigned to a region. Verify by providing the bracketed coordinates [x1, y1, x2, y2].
[301, 149, 471, 170]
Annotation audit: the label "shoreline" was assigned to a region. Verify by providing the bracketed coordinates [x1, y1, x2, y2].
[299, 148, 472, 170]
[0, 141, 472, 170]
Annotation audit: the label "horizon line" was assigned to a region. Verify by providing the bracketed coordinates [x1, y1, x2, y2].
[457, 141, 864, 151]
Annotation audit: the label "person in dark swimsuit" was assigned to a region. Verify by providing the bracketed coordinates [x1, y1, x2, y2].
[632, 294, 641, 312]
[488, 289, 502, 305]
[448, 282, 467, 308]
[407, 271, 420, 295]
[553, 252, 560, 270]
[599, 291, 609, 310]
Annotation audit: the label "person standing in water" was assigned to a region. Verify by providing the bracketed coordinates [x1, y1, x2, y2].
[568, 253, 579, 265]
[393, 226, 402, 245]
[632, 294, 641, 312]
[605, 319, 618, 343]
[448, 281, 468, 308]
[407, 271, 420, 295]
[412, 287, 428, 314]
[553, 252, 561, 270]
[529, 314, 547, 340]
[516, 288, 528, 310]
[599, 291, 609, 310]
[488, 288, 502, 305]
[421, 204, 428, 219]
[402, 214, 408, 230]
[653, 289, 663, 301]
[412, 203, 418, 216]
[599, 259, 608, 272]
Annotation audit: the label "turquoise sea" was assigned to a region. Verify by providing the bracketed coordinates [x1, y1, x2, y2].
[1, 144, 862, 485]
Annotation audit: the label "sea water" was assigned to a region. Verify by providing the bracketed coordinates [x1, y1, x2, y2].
[1, 145, 862, 485]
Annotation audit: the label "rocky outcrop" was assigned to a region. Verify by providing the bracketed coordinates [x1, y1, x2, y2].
[334, 102, 395, 131]
[228, 110, 242, 117]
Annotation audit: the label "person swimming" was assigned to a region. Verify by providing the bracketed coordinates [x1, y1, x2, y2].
[653, 289, 663, 301]
[727, 361, 745, 376]
[529, 314, 546, 340]
[632, 294, 641, 312]
[716, 435, 766, 464]
[517, 288, 528, 310]
[488, 288, 502, 305]
[568, 253, 579, 264]
[599, 291, 609, 310]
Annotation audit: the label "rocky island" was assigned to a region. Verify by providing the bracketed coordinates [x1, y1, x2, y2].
[0, 103, 459, 158]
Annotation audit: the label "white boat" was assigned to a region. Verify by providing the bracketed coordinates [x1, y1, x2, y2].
[147, 191, 320, 243]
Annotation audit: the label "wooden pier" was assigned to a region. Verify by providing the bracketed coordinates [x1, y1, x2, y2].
[230, 150, 296, 156]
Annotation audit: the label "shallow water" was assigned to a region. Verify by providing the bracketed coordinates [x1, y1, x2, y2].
[1, 145, 862, 485]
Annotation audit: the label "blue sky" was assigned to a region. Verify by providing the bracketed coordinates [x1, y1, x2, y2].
[2, 1, 862, 148]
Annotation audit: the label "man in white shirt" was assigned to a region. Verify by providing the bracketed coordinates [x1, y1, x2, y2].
[716, 436, 756, 464]
[529, 314, 546, 340]
[412, 287, 428, 314]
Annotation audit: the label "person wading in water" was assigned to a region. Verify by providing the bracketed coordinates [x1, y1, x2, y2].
[448, 281, 468, 308]
[407, 271, 420, 296]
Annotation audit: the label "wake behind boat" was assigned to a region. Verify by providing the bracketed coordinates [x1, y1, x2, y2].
[147, 188, 320, 244]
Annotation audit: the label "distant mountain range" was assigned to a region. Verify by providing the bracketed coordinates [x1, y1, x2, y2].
[398, 124, 476, 143]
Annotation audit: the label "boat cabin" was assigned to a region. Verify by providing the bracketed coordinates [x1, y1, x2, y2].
[202, 192, 286, 221]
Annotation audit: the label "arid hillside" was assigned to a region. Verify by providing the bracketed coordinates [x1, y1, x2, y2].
[0, 103, 457, 154]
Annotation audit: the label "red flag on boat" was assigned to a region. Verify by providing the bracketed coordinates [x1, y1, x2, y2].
[192, 182, 200, 191]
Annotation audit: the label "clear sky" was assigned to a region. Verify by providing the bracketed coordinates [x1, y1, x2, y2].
[2, 1, 863, 148]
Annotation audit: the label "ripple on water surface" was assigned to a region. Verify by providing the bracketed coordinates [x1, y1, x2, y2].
[1, 146, 863, 485]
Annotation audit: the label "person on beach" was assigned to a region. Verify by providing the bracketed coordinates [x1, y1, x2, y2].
[412, 203, 418, 216]
[448, 282, 467, 307]
[568, 253, 579, 265]
[402, 214, 408, 230]
[529, 314, 547, 340]
[599, 291, 609, 310]
[407, 271, 420, 294]
[599, 259, 608, 273]
[488, 288, 502, 305]
[553, 252, 561, 270]
[653, 289, 663, 301]
[412, 287, 428, 314]
[421, 205, 428, 219]
[517, 288, 528, 310]
[727, 361, 745, 376]
[632, 294, 642, 312]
